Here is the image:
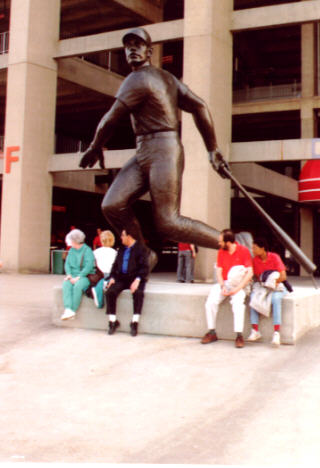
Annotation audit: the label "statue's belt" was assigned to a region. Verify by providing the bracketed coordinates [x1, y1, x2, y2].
[136, 130, 177, 142]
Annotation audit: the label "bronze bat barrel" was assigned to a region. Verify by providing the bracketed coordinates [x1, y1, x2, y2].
[215, 159, 317, 275]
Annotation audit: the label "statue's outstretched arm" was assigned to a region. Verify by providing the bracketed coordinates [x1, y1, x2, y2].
[79, 100, 128, 169]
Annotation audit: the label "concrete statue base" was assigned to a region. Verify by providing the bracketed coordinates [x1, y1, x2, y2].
[52, 279, 320, 345]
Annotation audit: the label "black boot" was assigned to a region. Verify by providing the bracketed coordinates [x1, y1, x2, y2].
[108, 320, 120, 335]
[130, 321, 138, 337]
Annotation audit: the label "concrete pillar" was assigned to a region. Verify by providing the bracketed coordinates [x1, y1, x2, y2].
[301, 22, 315, 134]
[181, 0, 233, 281]
[0, 0, 60, 272]
[300, 22, 315, 274]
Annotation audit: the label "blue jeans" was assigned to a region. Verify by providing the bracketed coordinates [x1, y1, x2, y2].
[177, 251, 192, 282]
[250, 289, 287, 326]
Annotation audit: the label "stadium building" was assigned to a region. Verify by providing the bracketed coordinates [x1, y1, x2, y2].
[0, 0, 319, 279]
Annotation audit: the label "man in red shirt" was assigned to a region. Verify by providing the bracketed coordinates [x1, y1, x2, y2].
[201, 229, 253, 348]
[93, 228, 102, 250]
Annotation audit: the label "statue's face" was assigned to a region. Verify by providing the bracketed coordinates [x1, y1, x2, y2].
[124, 36, 152, 68]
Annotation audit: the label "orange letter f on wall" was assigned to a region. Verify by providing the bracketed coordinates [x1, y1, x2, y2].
[4, 146, 20, 173]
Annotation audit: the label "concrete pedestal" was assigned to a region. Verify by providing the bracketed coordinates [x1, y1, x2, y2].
[52, 281, 320, 345]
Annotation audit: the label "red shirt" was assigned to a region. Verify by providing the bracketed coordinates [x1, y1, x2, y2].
[217, 243, 252, 280]
[93, 235, 102, 249]
[178, 243, 192, 251]
[253, 252, 285, 277]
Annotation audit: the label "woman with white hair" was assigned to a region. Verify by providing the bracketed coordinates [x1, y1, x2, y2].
[61, 229, 95, 320]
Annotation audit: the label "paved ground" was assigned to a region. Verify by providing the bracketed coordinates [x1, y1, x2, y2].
[1, 272, 320, 465]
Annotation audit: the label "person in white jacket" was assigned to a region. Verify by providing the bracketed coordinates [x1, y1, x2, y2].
[91, 230, 117, 308]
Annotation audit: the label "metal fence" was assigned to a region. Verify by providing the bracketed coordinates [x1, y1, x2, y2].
[55, 135, 89, 154]
[233, 82, 301, 103]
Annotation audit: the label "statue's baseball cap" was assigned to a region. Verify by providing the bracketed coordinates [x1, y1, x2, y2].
[122, 27, 152, 47]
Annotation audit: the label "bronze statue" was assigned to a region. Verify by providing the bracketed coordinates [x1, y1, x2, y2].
[80, 27, 227, 254]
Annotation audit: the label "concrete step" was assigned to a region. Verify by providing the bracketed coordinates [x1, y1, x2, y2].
[52, 280, 320, 345]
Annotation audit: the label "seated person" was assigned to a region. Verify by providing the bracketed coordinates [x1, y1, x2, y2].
[201, 229, 253, 348]
[247, 237, 289, 347]
[91, 230, 117, 308]
[105, 227, 149, 337]
[61, 229, 95, 320]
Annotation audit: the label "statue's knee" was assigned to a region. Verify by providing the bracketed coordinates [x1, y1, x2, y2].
[102, 199, 117, 219]
[155, 217, 174, 237]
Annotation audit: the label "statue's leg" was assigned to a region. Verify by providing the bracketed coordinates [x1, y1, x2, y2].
[149, 140, 220, 249]
[102, 155, 148, 242]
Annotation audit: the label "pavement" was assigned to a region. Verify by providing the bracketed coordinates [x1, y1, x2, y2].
[1, 272, 320, 466]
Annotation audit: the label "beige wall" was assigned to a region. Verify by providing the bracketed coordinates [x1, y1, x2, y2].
[232, 0, 320, 31]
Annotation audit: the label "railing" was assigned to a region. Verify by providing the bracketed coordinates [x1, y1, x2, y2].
[81, 50, 128, 77]
[55, 135, 89, 154]
[233, 82, 301, 103]
[0, 31, 9, 54]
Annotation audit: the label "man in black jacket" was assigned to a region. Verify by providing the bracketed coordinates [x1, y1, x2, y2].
[105, 227, 149, 336]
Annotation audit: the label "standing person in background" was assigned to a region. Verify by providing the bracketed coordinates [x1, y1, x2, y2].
[93, 228, 102, 250]
[61, 229, 95, 321]
[91, 230, 117, 308]
[247, 237, 289, 347]
[177, 242, 196, 283]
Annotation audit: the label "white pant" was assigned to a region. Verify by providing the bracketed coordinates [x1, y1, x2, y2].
[205, 283, 246, 333]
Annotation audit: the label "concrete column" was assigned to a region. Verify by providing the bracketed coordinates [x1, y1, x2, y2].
[301, 22, 315, 134]
[181, 0, 233, 281]
[300, 22, 315, 274]
[0, 0, 60, 272]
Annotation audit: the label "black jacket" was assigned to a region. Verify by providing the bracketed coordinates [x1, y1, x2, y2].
[110, 242, 149, 282]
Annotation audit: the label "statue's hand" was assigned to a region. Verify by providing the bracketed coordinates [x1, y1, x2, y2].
[79, 146, 105, 169]
[208, 149, 230, 179]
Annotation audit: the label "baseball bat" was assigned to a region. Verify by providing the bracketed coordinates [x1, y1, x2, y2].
[212, 155, 317, 276]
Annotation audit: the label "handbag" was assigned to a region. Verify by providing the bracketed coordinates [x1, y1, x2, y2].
[79, 254, 104, 287]
[87, 263, 104, 287]
[249, 282, 272, 317]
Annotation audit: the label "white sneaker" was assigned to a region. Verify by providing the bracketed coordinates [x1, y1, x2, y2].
[271, 331, 281, 347]
[61, 308, 76, 320]
[247, 329, 262, 341]
[91, 287, 99, 307]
